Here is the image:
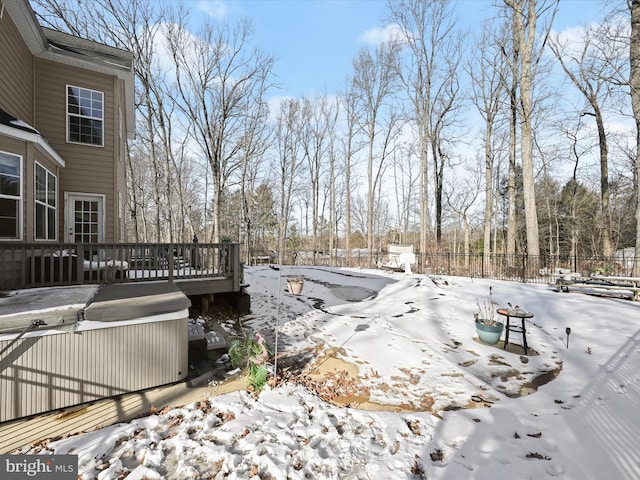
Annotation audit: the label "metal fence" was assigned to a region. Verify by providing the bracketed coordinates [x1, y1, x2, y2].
[269, 250, 638, 284]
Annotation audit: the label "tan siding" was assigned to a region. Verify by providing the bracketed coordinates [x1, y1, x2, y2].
[114, 77, 128, 241]
[0, 317, 188, 422]
[34, 58, 119, 241]
[0, 13, 33, 122]
[1, 7, 131, 245]
[0, 137, 28, 158]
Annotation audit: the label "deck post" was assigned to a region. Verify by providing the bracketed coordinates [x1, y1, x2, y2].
[76, 244, 84, 283]
[168, 244, 174, 284]
[232, 243, 241, 292]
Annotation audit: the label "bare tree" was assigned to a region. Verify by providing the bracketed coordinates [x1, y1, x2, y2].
[351, 40, 401, 267]
[376, 108, 404, 245]
[127, 141, 153, 241]
[549, 19, 627, 257]
[114, 3, 202, 243]
[165, 18, 274, 242]
[273, 100, 306, 264]
[299, 95, 337, 263]
[392, 138, 420, 244]
[629, 0, 640, 275]
[238, 91, 271, 263]
[339, 79, 365, 262]
[561, 116, 596, 257]
[388, 0, 462, 253]
[502, 0, 558, 256]
[500, 10, 520, 256]
[430, 48, 465, 245]
[444, 161, 481, 267]
[325, 97, 341, 265]
[469, 21, 508, 261]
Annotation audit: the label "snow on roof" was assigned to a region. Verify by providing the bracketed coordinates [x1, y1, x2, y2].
[43, 27, 133, 71]
[0, 107, 40, 135]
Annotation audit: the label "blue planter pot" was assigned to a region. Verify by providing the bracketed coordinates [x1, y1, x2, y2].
[475, 319, 504, 345]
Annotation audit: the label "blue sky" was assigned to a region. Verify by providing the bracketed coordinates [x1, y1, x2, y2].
[189, 0, 607, 98]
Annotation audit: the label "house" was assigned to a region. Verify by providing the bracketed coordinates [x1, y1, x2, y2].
[0, 0, 133, 246]
[0, 0, 243, 294]
[0, 0, 245, 424]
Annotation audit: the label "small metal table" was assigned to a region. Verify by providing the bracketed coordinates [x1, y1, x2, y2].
[496, 308, 534, 355]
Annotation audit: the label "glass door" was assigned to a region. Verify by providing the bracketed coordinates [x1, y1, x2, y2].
[65, 193, 104, 245]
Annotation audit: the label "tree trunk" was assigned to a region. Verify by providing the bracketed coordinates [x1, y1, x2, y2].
[507, 33, 518, 256]
[631, 0, 640, 276]
[594, 108, 613, 257]
[507, 87, 518, 256]
[484, 123, 493, 260]
[517, 0, 540, 256]
[367, 134, 375, 268]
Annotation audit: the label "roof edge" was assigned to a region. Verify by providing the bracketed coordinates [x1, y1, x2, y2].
[2, 0, 48, 54]
[3, 0, 135, 139]
[0, 123, 66, 168]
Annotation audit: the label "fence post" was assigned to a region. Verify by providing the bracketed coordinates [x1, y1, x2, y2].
[522, 254, 526, 283]
[481, 253, 485, 278]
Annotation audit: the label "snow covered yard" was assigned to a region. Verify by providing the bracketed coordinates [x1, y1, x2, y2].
[17, 266, 640, 479]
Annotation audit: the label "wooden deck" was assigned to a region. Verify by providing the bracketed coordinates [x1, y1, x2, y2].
[0, 378, 223, 453]
[0, 242, 243, 296]
[554, 275, 640, 301]
[0, 243, 247, 437]
[176, 276, 236, 296]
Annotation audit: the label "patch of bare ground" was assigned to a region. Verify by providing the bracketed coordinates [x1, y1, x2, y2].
[272, 349, 436, 412]
[518, 363, 563, 396]
[274, 348, 370, 406]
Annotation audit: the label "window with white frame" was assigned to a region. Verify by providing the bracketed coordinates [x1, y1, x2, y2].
[0, 151, 22, 239]
[67, 85, 104, 146]
[35, 162, 57, 240]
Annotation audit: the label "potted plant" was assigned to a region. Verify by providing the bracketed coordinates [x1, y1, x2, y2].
[286, 275, 304, 295]
[228, 332, 271, 392]
[474, 288, 504, 345]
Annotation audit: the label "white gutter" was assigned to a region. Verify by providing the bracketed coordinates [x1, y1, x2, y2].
[0, 123, 65, 168]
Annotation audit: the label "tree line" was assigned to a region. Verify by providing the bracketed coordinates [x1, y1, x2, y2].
[32, 0, 640, 272]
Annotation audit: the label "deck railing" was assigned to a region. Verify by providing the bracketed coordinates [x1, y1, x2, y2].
[0, 242, 242, 292]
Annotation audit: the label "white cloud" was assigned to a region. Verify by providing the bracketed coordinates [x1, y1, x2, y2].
[196, 0, 229, 21]
[265, 95, 295, 123]
[551, 24, 590, 57]
[359, 23, 404, 45]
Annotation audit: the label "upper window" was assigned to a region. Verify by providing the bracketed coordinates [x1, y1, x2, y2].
[35, 163, 57, 240]
[0, 151, 22, 239]
[67, 86, 104, 146]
